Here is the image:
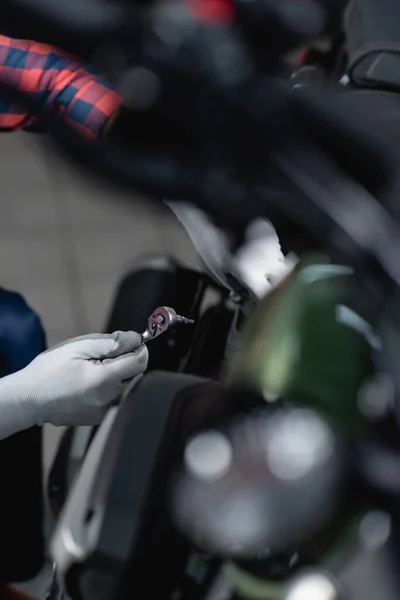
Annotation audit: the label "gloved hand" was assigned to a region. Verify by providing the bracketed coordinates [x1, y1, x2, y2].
[0, 331, 148, 440]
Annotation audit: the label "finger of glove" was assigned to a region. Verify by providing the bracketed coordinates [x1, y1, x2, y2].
[104, 331, 143, 358]
[43, 333, 116, 355]
[54, 331, 143, 360]
[101, 344, 149, 381]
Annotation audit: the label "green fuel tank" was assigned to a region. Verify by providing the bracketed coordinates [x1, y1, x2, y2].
[231, 255, 374, 434]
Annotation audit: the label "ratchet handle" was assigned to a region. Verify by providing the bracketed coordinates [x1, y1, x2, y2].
[141, 306, 194, 343]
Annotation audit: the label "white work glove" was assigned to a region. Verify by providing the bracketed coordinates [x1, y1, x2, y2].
[0, 331, 148, 440]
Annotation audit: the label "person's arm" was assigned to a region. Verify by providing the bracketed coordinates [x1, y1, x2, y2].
[0, 34, 122, 138]
[0, 331, 148, 440]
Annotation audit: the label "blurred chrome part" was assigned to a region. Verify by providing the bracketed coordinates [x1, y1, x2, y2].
[359, 442, 400, 496]
[174, 407, 343, 556]
[285, 571, 340, 600]
[51, 408, 118, 580]
[184, 430, 233, 481]
[264, 409, 335, 481]
[359, 510, 392, 551]
[174, 474, 269, 556]
[358, 374, 394, 421]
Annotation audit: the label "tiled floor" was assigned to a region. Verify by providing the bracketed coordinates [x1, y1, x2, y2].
[1, 133, 198, 345]
[0, 131, 199, 597]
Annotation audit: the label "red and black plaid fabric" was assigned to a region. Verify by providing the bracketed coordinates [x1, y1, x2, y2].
[0, 35, 122, 139]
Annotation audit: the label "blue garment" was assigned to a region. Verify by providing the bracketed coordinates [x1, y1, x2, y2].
[0, 288, 46, 375]
[0, 288, 46, 582]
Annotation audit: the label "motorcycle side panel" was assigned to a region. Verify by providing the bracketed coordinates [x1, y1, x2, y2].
[52, 372, 213, 600]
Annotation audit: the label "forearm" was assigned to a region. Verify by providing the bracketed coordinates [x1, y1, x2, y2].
[0, 370, 39, 440]
[0, 35, 122, 138]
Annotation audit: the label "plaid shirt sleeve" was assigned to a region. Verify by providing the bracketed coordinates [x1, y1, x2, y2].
[0, 35, 122, 139]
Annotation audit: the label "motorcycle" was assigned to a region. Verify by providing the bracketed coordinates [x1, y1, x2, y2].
[3, 0, 400, 598]
[46, 240, 400, 600]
